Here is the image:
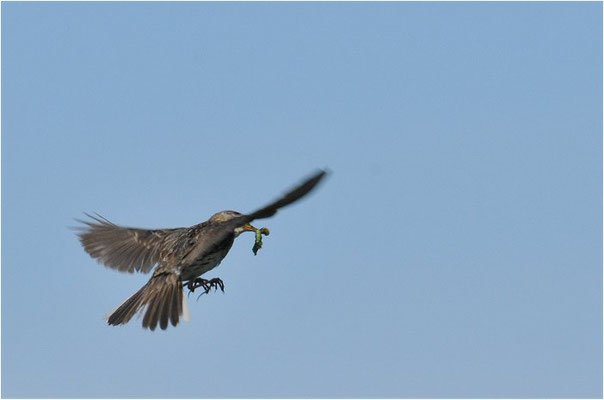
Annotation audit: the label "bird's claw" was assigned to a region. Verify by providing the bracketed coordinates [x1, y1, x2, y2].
[207, 277, 225, 293]
[186, 277, 225, 296]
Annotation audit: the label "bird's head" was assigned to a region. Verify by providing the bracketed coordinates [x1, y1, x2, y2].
[209, 210, 258, 237]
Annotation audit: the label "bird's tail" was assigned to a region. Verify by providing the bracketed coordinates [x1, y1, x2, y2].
[107, 272, 189, 331]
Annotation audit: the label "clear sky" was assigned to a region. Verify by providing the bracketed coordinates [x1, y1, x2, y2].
[2, 2, 601, 398]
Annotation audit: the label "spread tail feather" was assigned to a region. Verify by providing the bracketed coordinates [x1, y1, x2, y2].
[107, 272, 186, 330]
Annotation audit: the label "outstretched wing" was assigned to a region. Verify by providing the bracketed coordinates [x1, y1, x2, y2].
[246, 169, 328, 220]
[76, 214, 185, 274]
[182, 169, 327, 265]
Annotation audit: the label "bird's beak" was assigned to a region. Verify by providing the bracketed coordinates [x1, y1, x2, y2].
[241, 223, 258, 232]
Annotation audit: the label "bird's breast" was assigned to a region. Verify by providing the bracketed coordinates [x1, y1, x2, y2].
[178, 239, 234, 281]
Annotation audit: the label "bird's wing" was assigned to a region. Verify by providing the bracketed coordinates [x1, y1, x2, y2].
[246, 169, 328, 220]
[181, 169, 327, 265]
[76, 214, 185, 274]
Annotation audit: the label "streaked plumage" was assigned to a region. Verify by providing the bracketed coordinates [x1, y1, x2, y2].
[76, 170, 327, 330]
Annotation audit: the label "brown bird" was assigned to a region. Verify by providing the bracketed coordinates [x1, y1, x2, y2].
[76, 170, 327, 330]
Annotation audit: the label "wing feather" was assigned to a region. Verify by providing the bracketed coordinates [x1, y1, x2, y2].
[75, 214, 184, 274]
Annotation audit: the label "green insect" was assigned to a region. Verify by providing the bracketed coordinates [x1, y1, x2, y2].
[252, 227, 270, 255]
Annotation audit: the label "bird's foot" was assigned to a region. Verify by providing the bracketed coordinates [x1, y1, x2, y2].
[186, 277, 225, 295]
[186, 278, 206, 293]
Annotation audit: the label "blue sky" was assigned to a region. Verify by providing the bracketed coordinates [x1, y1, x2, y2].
[2, 2, 601, 398]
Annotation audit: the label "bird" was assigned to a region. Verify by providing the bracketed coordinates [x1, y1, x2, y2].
[76, 170, 327, 331]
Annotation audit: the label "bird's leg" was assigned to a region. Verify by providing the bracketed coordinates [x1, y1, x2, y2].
[185, 277, 225, 295]
[206, 277, 225, 293]
[186, 278, 211, 294]
[193, 278, 225, 301]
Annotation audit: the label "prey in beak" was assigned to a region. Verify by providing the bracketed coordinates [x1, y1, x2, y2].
[235, 224, 270, 255]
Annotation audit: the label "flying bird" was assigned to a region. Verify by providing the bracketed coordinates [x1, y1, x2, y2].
[76, 170, 327, 330]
